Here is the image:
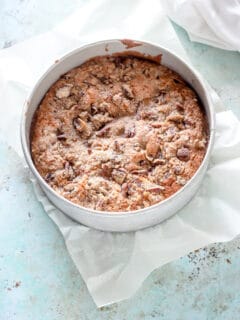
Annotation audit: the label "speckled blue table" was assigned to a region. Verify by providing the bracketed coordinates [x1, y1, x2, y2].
[1, 1, 240, 319]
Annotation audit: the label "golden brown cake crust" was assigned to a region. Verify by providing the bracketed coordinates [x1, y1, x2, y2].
[31, 55, 208, 212]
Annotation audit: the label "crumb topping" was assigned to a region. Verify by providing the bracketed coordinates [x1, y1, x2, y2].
[31, 55, 208, 212]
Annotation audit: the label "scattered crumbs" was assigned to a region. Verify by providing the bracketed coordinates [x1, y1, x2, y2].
[188, 267, 201, 281]
[15, 281, 21, 288]
[99, 305, 116, 312]
[187, 252, 199, 265]
[55, 59, 59, 64]
[208, 246, 219, 259]
[6, 281, 22, 290]
[188, 245, 220, 265]
[187, 244, 235, 281]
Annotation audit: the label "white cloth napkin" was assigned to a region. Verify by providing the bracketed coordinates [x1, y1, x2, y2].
[1, 0, 240, 307]
[162, 0, 240, 51]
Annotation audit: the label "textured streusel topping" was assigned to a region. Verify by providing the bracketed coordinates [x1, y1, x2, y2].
[31, 55, 208, 212]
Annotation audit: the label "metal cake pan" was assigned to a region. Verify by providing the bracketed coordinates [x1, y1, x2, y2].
[21, 39, 215, 232]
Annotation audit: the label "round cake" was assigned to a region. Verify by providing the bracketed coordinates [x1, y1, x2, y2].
[31, 55, 208, 212]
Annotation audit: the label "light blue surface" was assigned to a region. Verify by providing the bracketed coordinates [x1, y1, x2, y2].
[1, 1, 240, 319]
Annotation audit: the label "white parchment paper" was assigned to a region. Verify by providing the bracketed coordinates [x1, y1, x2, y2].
[1, 0, 240, 307]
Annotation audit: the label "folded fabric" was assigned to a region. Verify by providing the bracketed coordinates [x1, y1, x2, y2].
[162, 0, 240, 51]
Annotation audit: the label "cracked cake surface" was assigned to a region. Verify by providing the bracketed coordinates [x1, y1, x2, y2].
[31, 55, 208, 212]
